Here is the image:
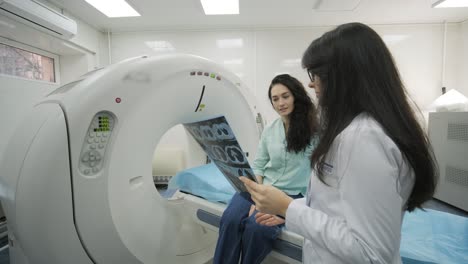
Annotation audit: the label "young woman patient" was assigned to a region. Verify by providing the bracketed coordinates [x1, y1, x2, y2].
[213, 74, 320, 264]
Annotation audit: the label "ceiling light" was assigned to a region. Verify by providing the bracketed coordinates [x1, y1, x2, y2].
[432, 0, 468, 8]
[85, 0, 141, 17]
[200, 0, 239, 15]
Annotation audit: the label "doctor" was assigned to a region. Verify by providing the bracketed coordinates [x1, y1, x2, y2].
[241, 22, 437, 264]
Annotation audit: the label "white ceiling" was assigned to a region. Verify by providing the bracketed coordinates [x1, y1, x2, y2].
[48, 0, 468, 32]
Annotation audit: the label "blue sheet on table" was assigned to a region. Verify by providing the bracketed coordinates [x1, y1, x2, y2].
[401, 208, 468, 264]
[168, 164, 468, 263]
[168, 163, 235, 204]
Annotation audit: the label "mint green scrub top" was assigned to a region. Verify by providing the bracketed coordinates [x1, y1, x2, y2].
[252, 118, 318, 195]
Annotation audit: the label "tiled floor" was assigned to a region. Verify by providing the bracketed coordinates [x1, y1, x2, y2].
[0, 198, 466, 264]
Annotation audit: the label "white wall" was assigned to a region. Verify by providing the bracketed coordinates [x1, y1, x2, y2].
[59, 11, 109, 84]
[459, 21, 468, 97]
[110, 23, 461, 123]
[254, 27, 330, 121]
[108, 23, 465, 168]
[110, 30, 256, 94]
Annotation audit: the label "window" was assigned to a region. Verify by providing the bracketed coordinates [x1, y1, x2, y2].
[0, 42, 56, 83]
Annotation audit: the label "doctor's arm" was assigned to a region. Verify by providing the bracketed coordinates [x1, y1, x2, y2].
[285, 131, 404, 263]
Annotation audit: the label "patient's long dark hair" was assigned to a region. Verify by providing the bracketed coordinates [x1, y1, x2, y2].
[301, 23, 437, 212]
[268, 74, 319, 153]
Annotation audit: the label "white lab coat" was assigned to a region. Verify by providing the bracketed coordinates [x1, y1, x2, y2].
[285, 113, 415, 264]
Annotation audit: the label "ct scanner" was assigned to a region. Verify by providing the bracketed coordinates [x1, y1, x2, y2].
[0, 54, 303, 263]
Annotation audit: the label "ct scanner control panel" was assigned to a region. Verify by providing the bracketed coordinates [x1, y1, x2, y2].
[79, 111, 115, 176]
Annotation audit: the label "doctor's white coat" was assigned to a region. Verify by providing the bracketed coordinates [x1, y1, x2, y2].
[285, 114, 415, 264]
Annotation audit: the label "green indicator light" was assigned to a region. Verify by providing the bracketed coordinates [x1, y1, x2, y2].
[210, 73, 215, 78]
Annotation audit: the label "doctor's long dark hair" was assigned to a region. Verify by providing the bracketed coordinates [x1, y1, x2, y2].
[302, 23, 437, 212]
[268, 74, 319, 153]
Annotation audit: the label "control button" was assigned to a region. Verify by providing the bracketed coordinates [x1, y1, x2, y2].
[84, 169, 90, 175]
[82, 156, 89, 162]
[98, 144, 104, 149]
[90, 161, 96, 167]
[89, 132, 95, 138]
[90, 156, 96, 161]
[94, 138, 99, 143]
[103, 133, 108, 137]
[87, 138, 93, 144]
[97, 132, 102, 137]
[101, 138, 106, 143]
[92, 167, 99, 173]
[90, 145, 96, 150]
[96, 156, 101, 161]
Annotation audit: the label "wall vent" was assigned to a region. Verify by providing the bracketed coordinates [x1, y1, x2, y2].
[447, 123, 468, 142]
[446, 166, 468, 188]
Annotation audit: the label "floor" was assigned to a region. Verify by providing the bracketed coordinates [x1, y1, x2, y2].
[0, 198, 466, 264]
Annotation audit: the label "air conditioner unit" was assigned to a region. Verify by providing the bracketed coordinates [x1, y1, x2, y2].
[0, 0, 77, 39]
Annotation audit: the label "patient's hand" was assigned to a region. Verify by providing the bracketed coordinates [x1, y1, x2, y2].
[248, 205, 256, 217]
[255, 212, 285, 226]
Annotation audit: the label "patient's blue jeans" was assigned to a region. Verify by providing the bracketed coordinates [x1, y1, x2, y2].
[213, 192, 302, 264]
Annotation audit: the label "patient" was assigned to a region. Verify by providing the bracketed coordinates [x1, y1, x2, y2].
[213, 74, 320, 264]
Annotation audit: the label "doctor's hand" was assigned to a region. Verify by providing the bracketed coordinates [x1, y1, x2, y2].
[255, 212, 285, 226]
[239, 177, 293, 217]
